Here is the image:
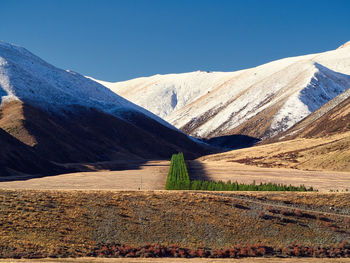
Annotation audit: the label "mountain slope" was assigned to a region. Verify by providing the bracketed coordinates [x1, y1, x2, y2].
[0, 41, 210, 176]
[198, 130, 350, 172]
[0, 100, 209, 164]
[0, 127, 65, 177]
[0, 41, 175, 129]
[268, 87, 350, 141]
[93, 41, 350, 139]
[199, 88, 350, 172]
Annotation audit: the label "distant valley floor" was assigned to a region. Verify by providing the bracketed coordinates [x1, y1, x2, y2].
[1, 160, 350, 192]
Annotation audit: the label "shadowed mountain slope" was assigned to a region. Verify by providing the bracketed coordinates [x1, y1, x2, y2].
[0, 41, 211, 176]
[0, 127, 65, 177]
[0, 101, 209, 163]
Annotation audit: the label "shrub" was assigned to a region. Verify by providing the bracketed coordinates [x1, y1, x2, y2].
[258, 211, 266, 218]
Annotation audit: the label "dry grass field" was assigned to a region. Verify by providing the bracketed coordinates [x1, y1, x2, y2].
[1, 159, 349, 192]
[0, 190, 349, 259]
[1, 136, 350, 259]
[0, 161, 169, 190]
[188, 161, 350, 192]
[200, 131, 350, 172]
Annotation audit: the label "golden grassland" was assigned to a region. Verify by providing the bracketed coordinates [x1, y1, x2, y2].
[187, 161, 350, 192]
[2, 159, 349, 193]
[199, 131, 350, 172]
[0, 190, 349, 259]
[232, 192, 350, 211]
[0, 160, 169, 191]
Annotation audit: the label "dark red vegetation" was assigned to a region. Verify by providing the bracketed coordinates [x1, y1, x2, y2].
[3, 243, 350, 259]
[90, 242, 350, 258]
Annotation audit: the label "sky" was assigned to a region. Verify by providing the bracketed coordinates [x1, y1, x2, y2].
[1, 0, 350, 82]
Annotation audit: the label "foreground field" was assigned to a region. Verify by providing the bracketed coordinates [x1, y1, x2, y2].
[0, 190, 349, 259]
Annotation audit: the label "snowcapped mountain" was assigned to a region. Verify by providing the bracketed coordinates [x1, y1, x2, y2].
[92, 41, 350, 139]
[0, 41, 175, 130]
[0, 41, 210, 175]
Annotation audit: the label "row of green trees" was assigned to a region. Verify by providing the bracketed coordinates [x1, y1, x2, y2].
[189, 180, 314, 191]
[165, 152, 190, 190]
[166, 153, 315, 191]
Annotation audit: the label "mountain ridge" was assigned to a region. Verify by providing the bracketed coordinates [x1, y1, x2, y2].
[0, 41, 179, 132]
[92, 41, 350, 139]
[0, 41, 211, 176]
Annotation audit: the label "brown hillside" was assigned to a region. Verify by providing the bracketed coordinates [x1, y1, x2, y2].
[201, 90, 350, 172]
[0, 101, 210, 166]
[0, 128, 64, 177]
[199, 131, 350, 172]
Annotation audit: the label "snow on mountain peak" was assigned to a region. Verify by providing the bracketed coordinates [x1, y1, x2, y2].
[0, 41, 176, 130]
[337, 41, 350, 49]
[0, 41, 35, 58]
[93, 43, 350, 139]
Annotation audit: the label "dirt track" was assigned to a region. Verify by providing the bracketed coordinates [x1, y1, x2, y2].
[1, 160, 350, 192]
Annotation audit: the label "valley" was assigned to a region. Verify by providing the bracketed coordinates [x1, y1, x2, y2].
[1, 39, 350, 261]
[1, 159, 350, 192]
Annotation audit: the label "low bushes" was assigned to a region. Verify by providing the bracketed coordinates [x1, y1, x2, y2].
[89, 242, 350, 258]
[2, 242, 350, 258]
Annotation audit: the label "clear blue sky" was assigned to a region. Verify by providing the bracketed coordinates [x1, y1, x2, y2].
[1, 0, 350, 81]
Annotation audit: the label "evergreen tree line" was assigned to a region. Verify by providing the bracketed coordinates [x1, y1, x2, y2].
[166, 153, 315, 191]
[189, 180, 314, 191]
[165, 152, 190, 190]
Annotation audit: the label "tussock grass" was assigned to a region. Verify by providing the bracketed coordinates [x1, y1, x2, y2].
[0, 190, 349, 258]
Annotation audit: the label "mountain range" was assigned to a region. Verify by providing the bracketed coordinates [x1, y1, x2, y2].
[1, 40, 350, 176]
[92, 41, 350, 140]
